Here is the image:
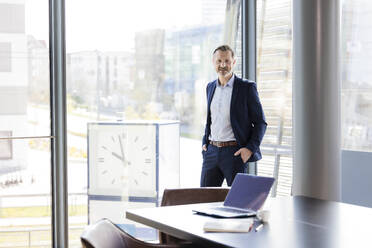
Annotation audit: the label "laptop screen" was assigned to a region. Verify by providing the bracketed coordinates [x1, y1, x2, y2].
[223, 174, 275, 211]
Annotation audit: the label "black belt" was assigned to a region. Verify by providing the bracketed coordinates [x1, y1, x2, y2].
[210, 141, 238, 147]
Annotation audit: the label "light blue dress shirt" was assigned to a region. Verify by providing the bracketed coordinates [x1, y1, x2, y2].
[209, 74, 236, 142]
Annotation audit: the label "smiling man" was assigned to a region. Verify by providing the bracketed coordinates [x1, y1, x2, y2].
[200, 45, 267, 187]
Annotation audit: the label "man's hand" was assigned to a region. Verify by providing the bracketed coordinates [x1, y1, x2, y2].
[234, 148, 252, 163]
[202, 144, 207, 151]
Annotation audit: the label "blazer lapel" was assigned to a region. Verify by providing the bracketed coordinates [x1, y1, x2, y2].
[207, 80, 217, 111]
[230, 76, 238, 114]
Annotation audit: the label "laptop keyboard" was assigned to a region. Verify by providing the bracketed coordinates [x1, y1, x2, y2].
[212, 206, 252, 214]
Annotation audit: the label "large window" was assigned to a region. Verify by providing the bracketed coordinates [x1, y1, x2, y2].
[256, 0, 293, 196]
[65, 0, 237, 245]
[0, 0, 52, 247]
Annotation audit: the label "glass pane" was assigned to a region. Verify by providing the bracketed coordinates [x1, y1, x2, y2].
[0, 1, 50, 138]
[66, 0, 234, 245]
[341, 0, 372, 152]
[256, 0, 293, 196]
[0, 1, 52, 247]
[0, 138, 52, 247]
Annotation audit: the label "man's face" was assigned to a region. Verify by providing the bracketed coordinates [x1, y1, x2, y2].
[213, 50, 236, 78]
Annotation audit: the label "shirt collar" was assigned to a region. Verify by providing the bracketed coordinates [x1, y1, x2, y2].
[218, 74, 235, 88]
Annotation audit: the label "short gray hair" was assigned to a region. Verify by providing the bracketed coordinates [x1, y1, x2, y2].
[213, 45, 235, 58]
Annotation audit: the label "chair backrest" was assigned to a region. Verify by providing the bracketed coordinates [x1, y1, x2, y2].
[159, 187, 229, 244]
[81, 219, 185, 248]
[161, 187, 229, 207]
[81, 219, 126, 248]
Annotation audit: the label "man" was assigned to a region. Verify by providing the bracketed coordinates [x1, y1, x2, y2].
[201, 45, 267, 187]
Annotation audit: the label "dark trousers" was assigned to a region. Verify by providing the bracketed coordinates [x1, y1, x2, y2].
[200, 144, 247, 187]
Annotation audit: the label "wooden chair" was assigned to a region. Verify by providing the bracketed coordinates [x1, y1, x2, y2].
[81, 218, 188, 248]
[159, 187, 229, 244]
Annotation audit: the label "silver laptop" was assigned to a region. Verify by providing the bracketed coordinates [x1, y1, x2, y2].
[192, 174, 275, 218]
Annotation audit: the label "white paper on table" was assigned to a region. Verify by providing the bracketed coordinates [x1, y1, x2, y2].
[203, 218, 254, 233]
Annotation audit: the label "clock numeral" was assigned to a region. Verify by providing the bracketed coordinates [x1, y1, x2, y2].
[142, 146, 148, 151]
[134, 136, 139, 142]
[101, 170, 107, 175]
[98, 157, 105, 163]
[134, 179, 138, 185]
[142, 171, 148, 176]
[111, 136, 115, 142]
[144, 158, 152, 164]
[101, 146, 108, 151]
[111, 179, 115, 185]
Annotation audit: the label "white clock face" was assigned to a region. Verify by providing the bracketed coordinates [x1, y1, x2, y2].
[125, 125, 156, 197]
[88, 124, 156, 197]
[92, 128, 129, 195]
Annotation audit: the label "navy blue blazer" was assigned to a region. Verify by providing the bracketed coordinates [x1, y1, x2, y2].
[202, 76, 267, 162]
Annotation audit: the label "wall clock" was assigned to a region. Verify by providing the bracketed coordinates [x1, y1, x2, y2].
[88, 123, 156, 197]
[87, 120, 180, 224]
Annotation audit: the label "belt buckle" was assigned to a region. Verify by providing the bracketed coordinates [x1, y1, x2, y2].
[211, 141, 220, 147]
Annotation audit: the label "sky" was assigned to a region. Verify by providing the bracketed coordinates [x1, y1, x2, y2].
[25, 0, 203, 52]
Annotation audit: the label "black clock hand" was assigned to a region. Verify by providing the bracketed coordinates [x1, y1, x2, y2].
[118, 134, 126, 164]
[112, 152, 124, 162]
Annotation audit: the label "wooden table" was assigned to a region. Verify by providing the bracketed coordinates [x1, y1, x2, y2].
[126, 196, 372, 248]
